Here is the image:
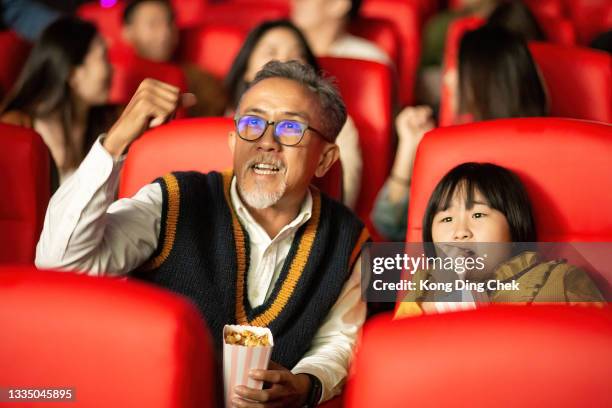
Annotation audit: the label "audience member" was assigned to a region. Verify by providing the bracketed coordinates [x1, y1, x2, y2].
[36, 61, 368, 405]
[291, 0, 390, 65]
[394, 162, 604, 318]
[121, 0, 226, 116]
[372, 25, 547, 241]
[1, 17, 113, 189]
[225, 20, 363, 209]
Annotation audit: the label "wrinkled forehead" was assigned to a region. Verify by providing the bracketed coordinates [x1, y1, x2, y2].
[237, 77, 323, 123]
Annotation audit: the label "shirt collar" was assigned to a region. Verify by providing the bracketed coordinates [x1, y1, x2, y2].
[229, 176, 313, 242]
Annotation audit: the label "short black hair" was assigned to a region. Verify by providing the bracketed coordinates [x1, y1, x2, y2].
[422, 162, 537, 243]
[122, 0, 174, 25]
[458, 24, 547, 120]
[224, 20, 320, 111]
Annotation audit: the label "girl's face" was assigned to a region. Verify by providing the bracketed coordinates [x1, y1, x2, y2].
[431, 185, 512, 243]
[432, 184, 512, 278]
[244, 27, 309, 82]
[70, 36, 111, 106]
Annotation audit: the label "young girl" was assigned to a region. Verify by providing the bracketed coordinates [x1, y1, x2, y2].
[394, 162, 605, 318]
[372, 25, 547, 240]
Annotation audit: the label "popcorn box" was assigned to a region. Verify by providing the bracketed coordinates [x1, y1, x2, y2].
[223, 325, 274, 407]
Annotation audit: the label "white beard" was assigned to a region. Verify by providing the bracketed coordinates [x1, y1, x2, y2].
[238, 178, 287, 209]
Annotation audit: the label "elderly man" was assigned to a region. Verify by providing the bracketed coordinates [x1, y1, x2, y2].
[36, 61, 368, 407]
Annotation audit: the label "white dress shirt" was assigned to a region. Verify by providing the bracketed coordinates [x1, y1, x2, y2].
[35, 138, 366, 402]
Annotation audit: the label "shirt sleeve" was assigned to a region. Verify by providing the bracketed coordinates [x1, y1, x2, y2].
[335, 116, 362, 210]
[35, 137, 163, 276]
[370, 181, 409, 241]
[291, 256, 366, 403]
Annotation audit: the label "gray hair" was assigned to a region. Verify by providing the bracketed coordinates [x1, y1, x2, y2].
[247, 60, 347, 142]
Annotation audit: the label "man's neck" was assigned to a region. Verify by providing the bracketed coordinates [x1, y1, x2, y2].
[301, 20, 346, 56]
[243, 191, 308, 239]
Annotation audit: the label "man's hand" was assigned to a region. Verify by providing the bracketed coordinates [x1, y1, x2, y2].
[232, 361, 312, 408]
[103, 78, 196, 157]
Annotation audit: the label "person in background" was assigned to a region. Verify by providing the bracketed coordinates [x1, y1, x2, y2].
[1, 17, 113, 189]
[418, 0, 499, 107]
[0, 0, 60, 41]
[291, 0, 390, 65]
[225, 20, 363, 209]
[487, 0, 545, 42]
[121, 0, 226, 116]
[394, 162, 604, 318]
[372, 25, 547, 241]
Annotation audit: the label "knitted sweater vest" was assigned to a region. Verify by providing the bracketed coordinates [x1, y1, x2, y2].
[134, 171, 369, 369]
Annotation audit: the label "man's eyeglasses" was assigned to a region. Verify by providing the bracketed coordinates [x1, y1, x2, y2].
[234, 115, 328, 146]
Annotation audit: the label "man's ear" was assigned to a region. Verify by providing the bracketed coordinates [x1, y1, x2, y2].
[327, 0, 351, 20]
[315, 142, 340, 178]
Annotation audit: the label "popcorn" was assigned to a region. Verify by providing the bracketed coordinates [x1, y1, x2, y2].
[223, 325, 274, 407]
[224, 328, 271, 347]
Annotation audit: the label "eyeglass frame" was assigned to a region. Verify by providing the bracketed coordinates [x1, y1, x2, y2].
[233, 114, 331, 146]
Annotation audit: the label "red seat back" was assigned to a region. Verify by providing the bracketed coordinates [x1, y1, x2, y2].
[529, 42, 612, 123]
[180, 23, 248, 79]
[0, 266, 216, 407]
[406, 118, 612, 243]
[77, 0, 126, 50]
[345, 306, 612, 408]
[362, 0, 420, 105]
[0, 124, 49, 264]
[349, 16, 401, 69]
[109, 49, 188, 106]
[119, 118, 342, 200]
[319, 57, 393, 225]
[567, 0, 612, 45]
[0, 31, 31, 98]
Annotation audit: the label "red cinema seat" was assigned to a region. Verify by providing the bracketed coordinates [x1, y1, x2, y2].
[319, 57, 394, 227]
[77, 0, 126, 50]
[362, 0, 420, 105]
[529, 42, 612, 123]
[538, 15, 576, 46]
[345, 306, 612, 408]
[0, 124, 49, 265]
[170, 0, 209, 28]
[180, 23, 248, 79]
[119, 118, 342, 200]
[567, 0, 612, 45]
[109, 50, 188, 106]
[405, 118, 612, 243]
[0, 31, 31, 98]
[0, 265, 217, 407]
[203, 1, 289, 30]
[349, 16, 401, 70]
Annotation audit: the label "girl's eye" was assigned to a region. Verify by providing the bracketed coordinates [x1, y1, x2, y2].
[440, 216, 452, 223]
[472, 213, 486, 219]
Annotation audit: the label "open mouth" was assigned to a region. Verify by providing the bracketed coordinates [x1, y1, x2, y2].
[252, 163, 281, 175]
